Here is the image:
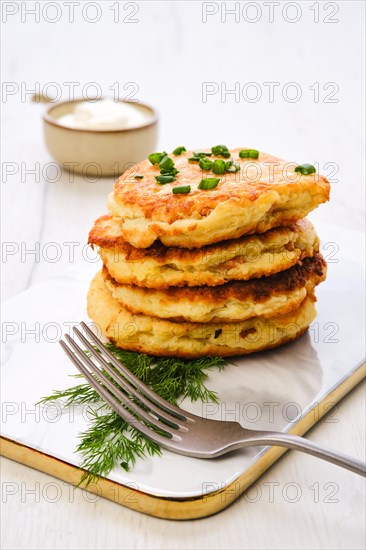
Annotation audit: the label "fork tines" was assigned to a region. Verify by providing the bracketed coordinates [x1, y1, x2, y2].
[60, 323, 190, 445]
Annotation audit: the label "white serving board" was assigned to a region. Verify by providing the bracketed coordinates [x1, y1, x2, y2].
[1, 222, 365, 516]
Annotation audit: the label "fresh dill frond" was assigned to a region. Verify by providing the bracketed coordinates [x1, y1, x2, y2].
[76, 410, 161, 487]
[37, 344, 226, 486]
[37, 381, 100, 407]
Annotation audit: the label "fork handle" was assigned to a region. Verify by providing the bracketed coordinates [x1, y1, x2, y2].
[240, 431, 366, 476]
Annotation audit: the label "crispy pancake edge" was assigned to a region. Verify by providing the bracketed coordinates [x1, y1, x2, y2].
[107, 148, 330, 248]
[103, 254, 326, 322]
[89, 217, 320, 288]
[87, 271, 317, 358]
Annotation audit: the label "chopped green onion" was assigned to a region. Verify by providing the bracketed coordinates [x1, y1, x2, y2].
[227, 162, 240, 173]
[134, 174, 144, 179]
[172, 146, 186, 155]
[212, 159, 226, 175]
[211, 145, 231, 158]
[148, 151, 167, 165]
[188, 156, 200, 162]
[239, 149, 259, 159]
[198, 177, 220, 190]
[160, 167, 179, 176]
[199, 157, 213, 171]
[159, 155, 174, 172]
[212, 144, 228, 154]
[193, 150, 212, 158]
[294, 164, 316, 175]
[155, 175, 175, 184]
[172, 185, 191, 194]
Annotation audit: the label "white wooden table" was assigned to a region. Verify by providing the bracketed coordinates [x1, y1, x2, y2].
[1, 2, 365, 548]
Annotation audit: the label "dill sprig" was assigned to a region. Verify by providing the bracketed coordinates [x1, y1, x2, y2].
[38, 343, 226, 486]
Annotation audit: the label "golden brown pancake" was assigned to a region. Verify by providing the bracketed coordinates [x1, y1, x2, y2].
[103, 254, 326, 323]
[107, 148, 330, 248]
[87, 271, 317, 358]
[89, 217, 319, 288]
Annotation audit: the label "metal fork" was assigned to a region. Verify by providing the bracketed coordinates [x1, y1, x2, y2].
[60, 323, 366, 476]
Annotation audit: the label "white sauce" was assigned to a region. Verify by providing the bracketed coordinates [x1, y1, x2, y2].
[57, 99, 149, 130]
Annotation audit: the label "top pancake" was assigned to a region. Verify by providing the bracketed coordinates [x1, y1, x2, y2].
[108, 148, 330, 249]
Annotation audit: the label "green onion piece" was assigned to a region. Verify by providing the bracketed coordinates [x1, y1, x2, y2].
[155, 175, 175, 184]
[193, 150, 212, 158]
[134, 174, 144, 179]
[239, 149, 259, 159]
[160, 167, 179, 176]
[198, 177, 220, 190]
[148, 151, 167, 165]
[211, 145, 230, 158]
[159, 155, 174, 172]
[188, 156, 200, 162]
[212, 159, 226, 175]
[226, 162, 240, 173]
[199, 157, 213, 171]
[211, 144, 228, 155]
[172, 185, 191, 194]
[294, 164, 316, 175]
[172, 146, 186, 155]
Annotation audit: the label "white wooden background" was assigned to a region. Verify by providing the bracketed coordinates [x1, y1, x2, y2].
[1, 1, 365, 548]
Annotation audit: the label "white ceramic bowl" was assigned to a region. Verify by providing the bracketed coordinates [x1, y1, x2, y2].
[43, 99, 158, 177]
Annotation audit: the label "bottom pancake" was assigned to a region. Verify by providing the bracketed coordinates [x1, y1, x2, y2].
[87, 271, 317, 358]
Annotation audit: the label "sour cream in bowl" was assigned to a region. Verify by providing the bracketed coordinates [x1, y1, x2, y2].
[43, 98, 158, 177]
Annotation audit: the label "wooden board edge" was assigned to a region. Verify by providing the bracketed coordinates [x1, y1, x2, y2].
[1, 362, 365, 520]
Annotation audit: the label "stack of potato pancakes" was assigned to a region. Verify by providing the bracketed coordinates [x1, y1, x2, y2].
[88, 146, 330, 358]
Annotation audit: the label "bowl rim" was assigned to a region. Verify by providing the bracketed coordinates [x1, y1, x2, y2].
[43, 98, 158, 134]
